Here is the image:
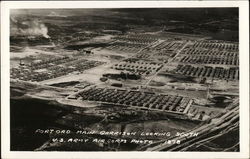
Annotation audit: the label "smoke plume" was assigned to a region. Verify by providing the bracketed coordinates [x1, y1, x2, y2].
[10, 17, 50, 38]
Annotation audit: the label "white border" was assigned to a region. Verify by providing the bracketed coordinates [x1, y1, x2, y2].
[1, 1, 249, 159]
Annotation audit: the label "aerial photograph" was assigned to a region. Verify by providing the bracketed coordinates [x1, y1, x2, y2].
[10, 8, 239, 151]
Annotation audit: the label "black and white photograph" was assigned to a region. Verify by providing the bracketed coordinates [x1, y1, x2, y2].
[1, 1, 249, 159]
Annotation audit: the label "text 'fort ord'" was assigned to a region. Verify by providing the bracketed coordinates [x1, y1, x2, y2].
[35, 129, 199, 137]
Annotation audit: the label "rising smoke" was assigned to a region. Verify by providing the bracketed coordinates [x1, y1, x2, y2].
[10, 16, 50, 38]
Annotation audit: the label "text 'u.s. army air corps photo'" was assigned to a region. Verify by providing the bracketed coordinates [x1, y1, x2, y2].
[1, 1, 249, 159]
